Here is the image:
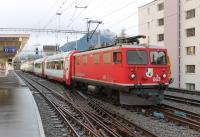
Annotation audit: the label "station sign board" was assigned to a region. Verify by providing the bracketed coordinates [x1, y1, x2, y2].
[3, 46, 17, 53]
[43, 45, 59, 52]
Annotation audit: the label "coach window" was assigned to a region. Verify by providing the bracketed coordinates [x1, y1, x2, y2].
[93, 54, 99, 64]
[76, 56, 80, 65]
[82, 55, 88, 64]
[103, 53, 111, 64]
[35, 63, 41, 68]
[113, 52, 122, 64]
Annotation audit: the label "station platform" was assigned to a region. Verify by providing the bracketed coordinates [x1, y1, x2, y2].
[0, 70, 45, 137]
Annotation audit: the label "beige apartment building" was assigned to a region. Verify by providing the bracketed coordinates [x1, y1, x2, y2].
[138, 0, 200, 90]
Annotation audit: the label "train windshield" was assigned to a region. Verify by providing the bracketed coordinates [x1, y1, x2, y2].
[126, 50, 147, 65]
[150, 51, 167, 65]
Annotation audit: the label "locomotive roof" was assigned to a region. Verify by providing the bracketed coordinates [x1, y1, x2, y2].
[75, 44, 166, 55]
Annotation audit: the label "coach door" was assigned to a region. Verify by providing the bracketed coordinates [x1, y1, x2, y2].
[65, 57, 70, 80]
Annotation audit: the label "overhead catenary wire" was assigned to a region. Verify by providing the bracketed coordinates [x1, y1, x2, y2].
[65, 0, 92, 29]
[105, 3, 200, 35]
[99, 0, 139, 19]
[42, 0, 72, 29]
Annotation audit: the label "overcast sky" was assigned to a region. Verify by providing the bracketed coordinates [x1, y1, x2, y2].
[0, 0, 153, 52]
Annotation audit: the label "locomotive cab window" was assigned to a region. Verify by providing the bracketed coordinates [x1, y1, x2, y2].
[150, 51, 166, 65]
[113, 52, 122, 64]
[126, 50, 147, 65]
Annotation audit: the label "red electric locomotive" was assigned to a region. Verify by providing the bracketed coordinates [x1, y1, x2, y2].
[20, 36, 172, 105]
[72, 36, 172, 105]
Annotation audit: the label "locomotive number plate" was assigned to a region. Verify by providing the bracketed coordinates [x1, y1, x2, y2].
[153, 75, 161, 82]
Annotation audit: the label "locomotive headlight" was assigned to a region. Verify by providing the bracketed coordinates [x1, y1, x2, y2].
[162, 73, 167, 78]
[130, 73, 136, 79]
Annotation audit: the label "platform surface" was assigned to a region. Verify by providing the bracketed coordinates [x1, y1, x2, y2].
[0, 70, 45, 137]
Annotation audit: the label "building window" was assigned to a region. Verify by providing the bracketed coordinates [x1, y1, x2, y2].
[103, 53, 111, 64]
[147, 7, 150, 15]
[158, 18, 164, 26]
[186, 28, 195, 37]
[158, 3, 164, 11]
[186, 9, 195, 19]
[186, 83, 195, 90]
[157, 34, 164, 41]
[147, 22, 150, 29]
[93, 54, 99, 64]
[186, 65, 195, 73]
[186, 46, 195, 55]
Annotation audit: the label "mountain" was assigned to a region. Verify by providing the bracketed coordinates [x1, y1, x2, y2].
[60, 29, 116, 52]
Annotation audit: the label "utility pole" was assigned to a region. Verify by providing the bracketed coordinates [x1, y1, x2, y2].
[56, 12, 62, 47]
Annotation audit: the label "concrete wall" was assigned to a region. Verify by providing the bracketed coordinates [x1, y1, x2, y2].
[164, 0, 179, 88]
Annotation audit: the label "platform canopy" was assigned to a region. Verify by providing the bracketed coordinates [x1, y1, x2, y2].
[0, 34, 30, 61]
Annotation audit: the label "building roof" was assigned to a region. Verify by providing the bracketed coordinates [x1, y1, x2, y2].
[0, 34, 30, 61]
[138, 0, 160, 9]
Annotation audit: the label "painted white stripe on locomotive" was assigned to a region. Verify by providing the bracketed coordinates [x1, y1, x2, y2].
[72, 76, 168, 86]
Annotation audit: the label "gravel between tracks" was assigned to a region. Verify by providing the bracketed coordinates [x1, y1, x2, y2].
[98, 101, 200, 137]
[23, 73, 200, 137]
[163, 100, 200, 114]
[33, 92, 67, 137]
[165, 91, 200, 101]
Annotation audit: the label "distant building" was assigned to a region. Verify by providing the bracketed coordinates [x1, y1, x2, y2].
[43, 45, 59, 57]
[138, 0, 200, 90]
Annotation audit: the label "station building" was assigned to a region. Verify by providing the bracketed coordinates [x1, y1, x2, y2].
[0, 34, 29, 76]
[138, 0, 200, 90]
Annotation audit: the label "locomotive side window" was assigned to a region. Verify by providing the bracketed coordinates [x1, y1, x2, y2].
[93, 54, 99, 64]
[113, 52, 122, 64]
[82, 55, 87, 64]
[126, 50, 147, 65]
[103, 53, 111, 64]
[75, 56, 80, 65]
[150, 51, 166, 65]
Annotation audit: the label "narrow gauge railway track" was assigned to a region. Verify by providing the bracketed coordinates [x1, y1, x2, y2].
[70, 91, 158, 137]
[17, 71, 158, 137]
[17, 72, 100, 137]
[150, 104, 200, 132]
[81, 89, 200, 133]
[164, 94, 200, 106]
[167, 88, 200, 96]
